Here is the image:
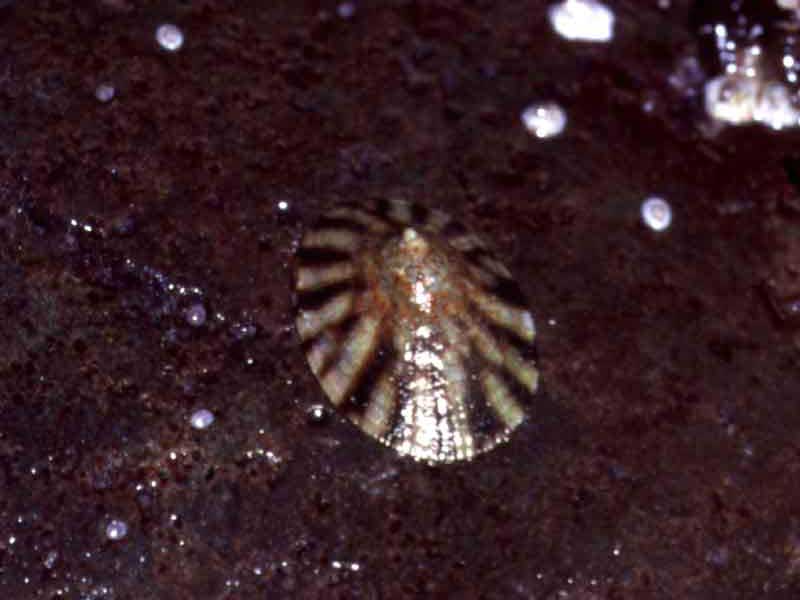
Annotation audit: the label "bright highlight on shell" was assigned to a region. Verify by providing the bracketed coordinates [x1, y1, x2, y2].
[641, 197, 672, 232]
[294, 198, 540, 464]
[548, 0, 615, 43]
[521, 102, 567, 139]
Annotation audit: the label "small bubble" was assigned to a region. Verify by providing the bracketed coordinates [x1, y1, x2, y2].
[95, 83, 115, 103]
[190, 408, 215, 430]
[521, 102, 567, 139]
[277, 200, 290, 212]
[156, 23, 184, 52]
[185, 303, 207, 327]
[307, 404, 329, 424]
[641, 196, 672, 232]
[231, 322, 257, 340]
[105, 519, 128, 541]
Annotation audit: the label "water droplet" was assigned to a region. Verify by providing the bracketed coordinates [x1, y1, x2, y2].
[185, 303, 207, 327]
[105, 519, 128, 541]
[95, 83, 115, 103]
[548, 0, 615, 43]
[156, 23, 184, 52]
[307, 404, 329, 424]
[231, 322, 257, 340]
[641, 197, 672, 232]
[43, 550, 58, 569]
[521, 102, 567, 139]
[190, 408, 215, 430]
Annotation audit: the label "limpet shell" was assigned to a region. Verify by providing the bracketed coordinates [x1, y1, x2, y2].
[294, 198, 539, 463]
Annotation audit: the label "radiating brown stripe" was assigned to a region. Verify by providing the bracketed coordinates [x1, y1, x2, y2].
[296, 292, 354, 341]
[296, 246, 353, 268]
[304, 331, 339, 376]
[441, 219, 467, 238]
[296, 280, 355, 311]
[315, 215, 367, 233]
[411, 202, 429, 224]
[485, 276, 531, 311]
[320, 315, 382, 406]
[373, 197, 392, 220]
[344, 332, 396, 418]
[462, 354, 506, 441]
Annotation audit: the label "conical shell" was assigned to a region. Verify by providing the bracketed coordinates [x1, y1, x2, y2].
[294, 198, 539, 463]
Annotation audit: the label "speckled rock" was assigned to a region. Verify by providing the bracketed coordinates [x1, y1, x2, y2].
[2, 1, 800, 598]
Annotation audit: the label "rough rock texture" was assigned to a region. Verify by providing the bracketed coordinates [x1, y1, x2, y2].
[2, 1, 800, 598]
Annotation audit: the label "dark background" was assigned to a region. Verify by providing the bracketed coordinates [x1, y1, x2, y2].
[2, 1, 800, 598]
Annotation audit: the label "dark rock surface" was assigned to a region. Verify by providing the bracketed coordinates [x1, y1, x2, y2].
[2, 1, 800, 598]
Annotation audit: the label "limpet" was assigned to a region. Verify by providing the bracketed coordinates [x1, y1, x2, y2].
[293, 198, 540, 463]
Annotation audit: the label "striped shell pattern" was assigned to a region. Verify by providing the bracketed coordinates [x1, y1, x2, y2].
[294, 198, 540, 464]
